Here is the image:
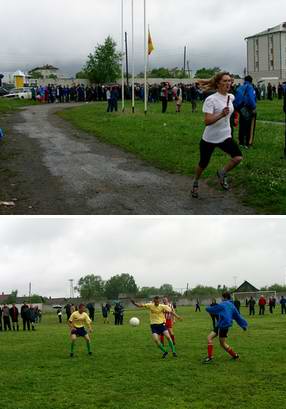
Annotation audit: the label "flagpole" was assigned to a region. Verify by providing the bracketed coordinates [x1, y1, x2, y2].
[121, 0, 125, 112]
[143, 0, 147, 115]
[131, 0, 135, 113]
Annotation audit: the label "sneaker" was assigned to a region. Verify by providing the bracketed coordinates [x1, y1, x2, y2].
[217, 170, 229, 190]
[70, 353, 74, 358]
[162, 351, 168, 359]
[88, 352, 92, 356]
[191, 181, 199, 198]
[203, 357, 213, 364]
[232, 354, 240, 360]
[173, 352, 178, 358]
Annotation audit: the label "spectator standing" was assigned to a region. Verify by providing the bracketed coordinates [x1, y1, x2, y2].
[234, 75, 257, 148]
[86, 302, 95, 322]
[2, 304, 11, 331]
[258, 295, 266, 315]
[9, 303, 19, 331]
[21, 302, 30, 331]
[280, 296, 286, 314]
[234, 298, 241, 313]
[249, 296, 256, 316]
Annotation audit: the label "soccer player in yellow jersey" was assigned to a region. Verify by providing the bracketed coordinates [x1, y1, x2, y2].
[68, 304, 93, 357]
[131, 296, 182, 358]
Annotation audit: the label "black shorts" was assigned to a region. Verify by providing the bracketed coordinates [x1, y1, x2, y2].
[71, 327, 87, 337]
[150, 323, 167, 335]
[214, 327, 229, 338]
[199, 138, 242, 169]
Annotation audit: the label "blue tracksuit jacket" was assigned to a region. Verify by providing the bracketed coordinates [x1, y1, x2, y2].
[233, 81, 256, 111]
[206, 300, 248, 330]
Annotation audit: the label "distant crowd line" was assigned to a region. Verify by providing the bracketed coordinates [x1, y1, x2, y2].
[30, 80, 286, 108]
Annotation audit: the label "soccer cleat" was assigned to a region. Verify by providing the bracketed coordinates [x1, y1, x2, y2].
[232, 354, 240, 360]
[203, 357, 214, 364]
[88, 352, 92, 356]
[70, 353, 74, 357]
[162, 351, 168, 359]
[217, 170, 229, 191]
[173, 352, 178, 358]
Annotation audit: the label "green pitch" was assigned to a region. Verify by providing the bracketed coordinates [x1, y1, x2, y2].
[1, 306, 285, 409]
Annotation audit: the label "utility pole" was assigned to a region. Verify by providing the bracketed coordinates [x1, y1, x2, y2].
[29, 282, 32, 304]
[69, 279, 74, 299]
[183, 46, 187, 76]
[125, 31, 129, 90]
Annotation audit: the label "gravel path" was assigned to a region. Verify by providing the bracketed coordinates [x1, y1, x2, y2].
[0, 103, 255, 215]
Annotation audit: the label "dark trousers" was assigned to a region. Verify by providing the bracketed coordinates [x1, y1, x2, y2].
[269, 305, 274, 314]
[282, 305, 286, 314]
[12, 319, 19, 331]
[238, 113, 256, 146]
[249, 307, 255, 315]
[4, 317, 11, 331]
[259, 305, 265, 315]
[195, 305, 201, 312]
[162, 98, 168, 113]
[23, 318, 30, 331]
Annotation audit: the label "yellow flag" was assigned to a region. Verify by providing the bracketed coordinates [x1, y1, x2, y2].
[148, 29, 154, 55]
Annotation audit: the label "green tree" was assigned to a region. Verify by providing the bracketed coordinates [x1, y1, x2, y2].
[194, 67, 221, 79]
[30, 294, 43, 303]
[105, 274, 138, 299]
[75, 70, 88, 79]
[159, 283, 174, 295]
[137, 286, 160, 298]
[6, 290, 18, 304]
[83, 36, 121, 84]
[76, 274, 105, 300]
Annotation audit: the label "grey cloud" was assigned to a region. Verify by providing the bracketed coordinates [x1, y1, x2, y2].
[0, 218, 286, 297]
[1, 0, 285, 75]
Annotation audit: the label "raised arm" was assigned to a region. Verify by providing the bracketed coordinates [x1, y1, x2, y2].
[130, 299, 144, 308]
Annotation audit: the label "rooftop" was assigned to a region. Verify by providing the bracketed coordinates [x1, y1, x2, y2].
[245, 22, 286, 39]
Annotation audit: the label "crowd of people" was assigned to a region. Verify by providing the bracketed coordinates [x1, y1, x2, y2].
[0, 302, 41, 331]
[246, 294, 286, 315]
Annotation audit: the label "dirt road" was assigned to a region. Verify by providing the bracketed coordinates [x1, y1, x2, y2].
[0, 103, 254, 215]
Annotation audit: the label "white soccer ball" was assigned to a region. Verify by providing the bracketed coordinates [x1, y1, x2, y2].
[129, 317, 140, 327]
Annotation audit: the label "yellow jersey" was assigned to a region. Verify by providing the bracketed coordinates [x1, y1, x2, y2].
[69, 311, 92, 328]
[143, 303, 172, 324]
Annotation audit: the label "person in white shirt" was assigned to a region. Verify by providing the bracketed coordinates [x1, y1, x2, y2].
[191, 72, 242, 198]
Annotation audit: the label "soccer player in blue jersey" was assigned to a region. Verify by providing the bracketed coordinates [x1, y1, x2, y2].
[204, 291, 248, 363]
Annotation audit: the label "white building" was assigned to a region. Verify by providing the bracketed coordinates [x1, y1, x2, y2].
[245, 22, 286, 83]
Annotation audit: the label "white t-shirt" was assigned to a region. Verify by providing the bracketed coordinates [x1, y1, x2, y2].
[202, 92, 234, 143]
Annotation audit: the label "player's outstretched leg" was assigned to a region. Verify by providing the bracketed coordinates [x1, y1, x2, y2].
[219, 338, 239, 360]
[153, 333, 167, 358]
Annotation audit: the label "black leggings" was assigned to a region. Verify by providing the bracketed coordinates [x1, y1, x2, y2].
[199, 138, 242, 169]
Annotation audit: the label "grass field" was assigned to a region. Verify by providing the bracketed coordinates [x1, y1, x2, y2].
[58, 99, 286, 214]
[1, 306, 285, 409]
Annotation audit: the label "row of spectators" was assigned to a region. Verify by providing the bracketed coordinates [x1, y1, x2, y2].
[0, 303, 41, 331]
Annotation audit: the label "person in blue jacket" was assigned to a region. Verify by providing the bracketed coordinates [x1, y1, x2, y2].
[233, 75, 257, 148]
[204, 291, 248, 363]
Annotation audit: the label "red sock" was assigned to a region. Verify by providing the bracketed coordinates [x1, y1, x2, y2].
[226, 347, 237, 357]
[208, 344, 214, 358]
[160, 334, 164, 345]
[171, 334, 175, 345]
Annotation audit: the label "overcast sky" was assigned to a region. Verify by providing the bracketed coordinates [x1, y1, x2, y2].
[0, 218, 285, 298]
[0, 0, 285, 76]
